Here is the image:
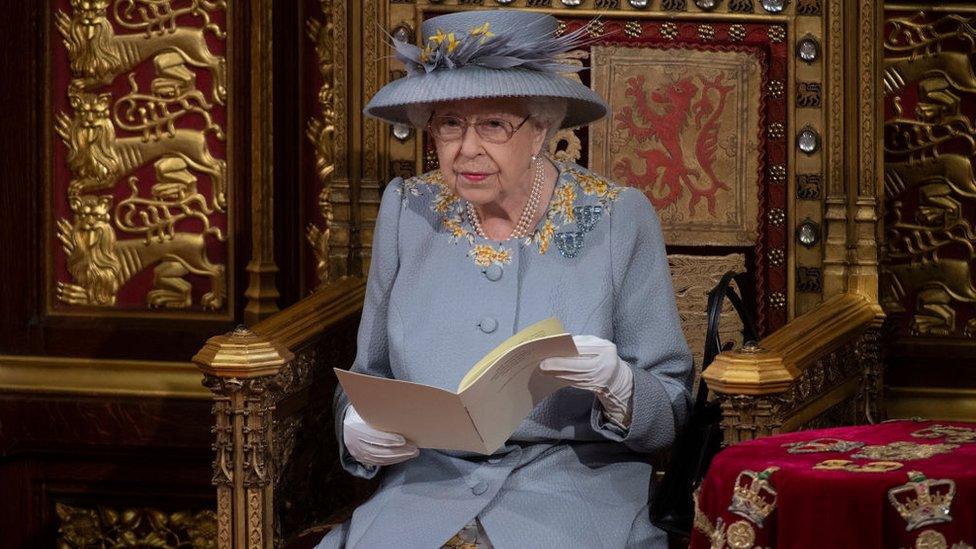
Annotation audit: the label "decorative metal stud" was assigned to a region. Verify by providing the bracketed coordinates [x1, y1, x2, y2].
[698, 24, 715, 40]
[624, 21, 643, 38]
[761, 0, 786, 13]
[695, 0, 720, 10]
[391, 24, 413, 44]
[768, 79, 785, 98]
[556, 21, 567, 36]
[768, 164, 786, 183]
[495, 0, 515, 3]
[768, 248, 785, 267]
[424, 147, 439, 171]
[768, 122, 785, 140]
[797, 218, 820, 247]
[768, 208, 786, 226]
[588, 20, 606, 37]
[392, 123, 412, 142]
[768, 25, 786, 43]
[729, 24, 747, 41]
[661, 22, 679, 40]
[797, 35, 821, 63]
[561, 0, 583, 6]
[797, 125, 821, 154]
[770, 291, 786, 309]
[628, 0, 650, 7]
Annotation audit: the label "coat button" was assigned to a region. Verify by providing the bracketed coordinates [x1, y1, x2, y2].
[471, 480, 489, 495]
[487, 456, 502, 464]
[478, 317, 497, 334]
[483, 264, 503, 281]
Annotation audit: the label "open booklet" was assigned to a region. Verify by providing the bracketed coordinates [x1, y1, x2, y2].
[334, 317, 577, 455]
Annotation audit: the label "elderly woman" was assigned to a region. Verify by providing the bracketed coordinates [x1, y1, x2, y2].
[320, 9, 692, 549]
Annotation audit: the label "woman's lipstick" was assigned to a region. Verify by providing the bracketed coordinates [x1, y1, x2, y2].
[461, 172, 490, 182]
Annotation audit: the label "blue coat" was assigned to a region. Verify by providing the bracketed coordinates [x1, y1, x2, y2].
[319, 161, 693, 548]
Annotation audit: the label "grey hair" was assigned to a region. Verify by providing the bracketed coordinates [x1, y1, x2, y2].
[406, 97, 568, 151]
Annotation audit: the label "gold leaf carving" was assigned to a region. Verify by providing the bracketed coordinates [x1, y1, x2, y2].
[56, 502, 217, 549]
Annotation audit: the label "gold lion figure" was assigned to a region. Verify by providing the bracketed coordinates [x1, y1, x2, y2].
[57, 195, 226, 310]
[55, 0, 227, 105]
[55, 90, 227, 212]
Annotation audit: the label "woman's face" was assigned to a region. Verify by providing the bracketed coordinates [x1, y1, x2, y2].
[429, 98, 548, 206]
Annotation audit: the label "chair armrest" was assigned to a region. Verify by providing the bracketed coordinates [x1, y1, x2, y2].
[702, 292, 886, 444]
[193, 277, 367, 548]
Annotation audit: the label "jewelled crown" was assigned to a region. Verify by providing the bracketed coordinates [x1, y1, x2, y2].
[728, 466, 780, 527]
[887, 471, 956, 531]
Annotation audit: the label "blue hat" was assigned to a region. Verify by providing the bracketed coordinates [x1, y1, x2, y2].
[364, 10, 609, 129]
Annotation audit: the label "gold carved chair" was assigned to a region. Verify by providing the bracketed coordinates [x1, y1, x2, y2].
[192, 0, 887, 546]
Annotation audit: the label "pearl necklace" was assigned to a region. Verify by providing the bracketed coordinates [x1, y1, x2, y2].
[467, 157, 545, 240]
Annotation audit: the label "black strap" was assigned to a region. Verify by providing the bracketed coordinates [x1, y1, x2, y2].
[695, 271, 759, 410]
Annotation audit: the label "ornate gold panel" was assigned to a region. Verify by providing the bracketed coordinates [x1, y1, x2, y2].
[50, 0, 232, 318]
[57, 502, 217, 549]
[882, 8, 976, 339]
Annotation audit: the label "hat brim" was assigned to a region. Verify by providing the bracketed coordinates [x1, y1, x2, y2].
[364, 66, 609, 129]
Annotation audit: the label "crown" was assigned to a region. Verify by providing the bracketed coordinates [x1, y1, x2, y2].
[887, 471, 956, 531]
[911, 423, 976, 444]
[727, 466, 779, 527]
[782, 437, 865, 454]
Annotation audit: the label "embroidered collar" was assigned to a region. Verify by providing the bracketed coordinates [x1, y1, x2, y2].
[400, 161, 622, 266]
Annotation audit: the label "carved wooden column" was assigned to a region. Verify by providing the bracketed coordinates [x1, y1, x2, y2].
[245, 0, 281, 323]
[194, 327, 294, 549]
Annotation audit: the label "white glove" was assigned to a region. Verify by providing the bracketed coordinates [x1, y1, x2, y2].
[343, 404, 419, 467]
[539, 335, 635, 429]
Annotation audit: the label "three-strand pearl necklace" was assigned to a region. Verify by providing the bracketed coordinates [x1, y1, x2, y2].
[466, 157, 545, 240]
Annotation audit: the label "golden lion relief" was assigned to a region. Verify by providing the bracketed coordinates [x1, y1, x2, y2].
[56, 90, 227, 212]
[55, 0, 226, 105]
[57, 194, 225, 309]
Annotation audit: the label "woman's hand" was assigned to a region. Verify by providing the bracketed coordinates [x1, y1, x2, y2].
[343, 404, 420, 467]
[539, 335, 635, 429]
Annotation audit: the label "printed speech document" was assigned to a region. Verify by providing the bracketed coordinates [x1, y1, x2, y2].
[334, 317, 577, 454]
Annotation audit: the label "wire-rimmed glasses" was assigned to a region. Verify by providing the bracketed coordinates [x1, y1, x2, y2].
[427, 114, 531, 144]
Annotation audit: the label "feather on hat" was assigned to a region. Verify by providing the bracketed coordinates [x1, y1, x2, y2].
[364, 10, 609, 129]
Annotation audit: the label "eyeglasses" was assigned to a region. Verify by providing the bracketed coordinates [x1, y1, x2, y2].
[427, 114, 531, 144]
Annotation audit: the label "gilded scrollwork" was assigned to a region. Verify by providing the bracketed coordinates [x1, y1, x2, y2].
[307, 0, 339, 288]
[53, 0, 229, 313]
[883, 11, 976, 338]
[56, 502, 217, 549]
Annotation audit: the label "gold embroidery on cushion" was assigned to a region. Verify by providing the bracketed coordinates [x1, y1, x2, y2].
[912, 424, 976, 444]
[888, 471, 956, 532]
[812, 459, 903, 473]
[727, 466, 779, 527]
[782, 438, 865, 454]
[851, 441, 958, 461]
